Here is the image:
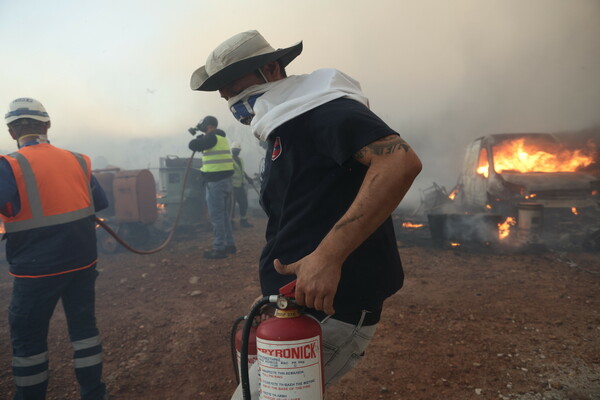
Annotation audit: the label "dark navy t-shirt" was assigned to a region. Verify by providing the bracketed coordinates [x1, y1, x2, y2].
[259, 98, 403, 314]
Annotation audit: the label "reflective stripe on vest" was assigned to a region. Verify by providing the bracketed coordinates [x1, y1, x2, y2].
[1, 146, 94, 233]
[200, 135, 234, 173]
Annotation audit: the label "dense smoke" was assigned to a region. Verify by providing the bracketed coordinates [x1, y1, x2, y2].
[1, 1, 599, 212]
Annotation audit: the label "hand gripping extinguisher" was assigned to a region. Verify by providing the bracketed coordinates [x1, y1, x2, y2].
[239, 280, 325, 400]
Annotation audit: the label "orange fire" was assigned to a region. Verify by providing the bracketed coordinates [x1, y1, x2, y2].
[477, 148, 490, 178]
[492, 138, 595, 174]
[525, 193, 537, 199]
[402, 222, 424, 228]
[571, 207, 578, 215]
[498, 217, 517, 240]
[449, 242, 461, 248]
[448, 188, 459, 200]
[0, 222, 5, 234]
[156, 194, 166, 211]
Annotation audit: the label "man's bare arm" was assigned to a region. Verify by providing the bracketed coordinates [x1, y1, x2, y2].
[274, 134, 422, 315]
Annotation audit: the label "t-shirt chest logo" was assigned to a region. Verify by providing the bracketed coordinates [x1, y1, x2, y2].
[271, 137, 282, 161]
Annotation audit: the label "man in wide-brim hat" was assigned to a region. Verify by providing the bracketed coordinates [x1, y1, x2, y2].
[190, 30, 302, 92]
[191, 30, 422, 399]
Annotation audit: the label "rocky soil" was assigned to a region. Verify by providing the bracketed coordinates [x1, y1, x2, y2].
[1, 216, 599, 399]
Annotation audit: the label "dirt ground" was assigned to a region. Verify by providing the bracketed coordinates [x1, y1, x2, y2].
[1, 215, 599, 400]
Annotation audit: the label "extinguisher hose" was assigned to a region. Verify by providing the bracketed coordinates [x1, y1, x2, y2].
[240, 296, 275, 400]
[94, 151, 197, 255]
[230, 315, 245, 385]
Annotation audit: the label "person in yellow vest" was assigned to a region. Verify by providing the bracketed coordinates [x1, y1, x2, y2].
[0, 98, 109, 399]
[188, 115, 236, 259]
[230, 141, 254, 228]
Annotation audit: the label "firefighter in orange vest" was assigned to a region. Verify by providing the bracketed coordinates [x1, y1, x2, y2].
[0, 98, 109, 400]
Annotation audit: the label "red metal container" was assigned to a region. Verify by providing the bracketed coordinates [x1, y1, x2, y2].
[112, 170, 157, 224]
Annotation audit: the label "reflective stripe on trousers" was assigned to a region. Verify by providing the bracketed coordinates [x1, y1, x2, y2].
[72, 336, 103, 369]
[12, 351, 49, 387]
[9, 267, 106, 400]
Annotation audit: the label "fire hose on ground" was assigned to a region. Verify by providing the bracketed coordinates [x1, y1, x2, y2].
[95, 151, 197, 255]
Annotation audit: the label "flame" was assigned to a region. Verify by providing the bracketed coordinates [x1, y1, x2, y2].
[477, 148, 489, 178]
[94, 217, 105, 229]
[571, 207, 578, 215]
[448, 188, 459, 200]
[485, 204, 492, 210]
[492, 138, 595, 174]
[0, 222, 5, 234]
[156, 194, 166, 210]
[402, 222, 424, 228]
[525, 193, 537, 199]
[476, 165, 489, 178]
[498, 217, 517, 240]
[449, 242, 461, 247]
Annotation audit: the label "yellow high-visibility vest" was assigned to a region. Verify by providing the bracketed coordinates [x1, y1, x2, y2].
[200, 135, 234, 173]
[232, 157, 245, 188]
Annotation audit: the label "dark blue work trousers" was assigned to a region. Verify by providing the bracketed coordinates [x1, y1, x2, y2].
[8, 266, 106, 400]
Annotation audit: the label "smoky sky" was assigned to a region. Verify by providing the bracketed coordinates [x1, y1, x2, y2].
[1, 1, 599, 207]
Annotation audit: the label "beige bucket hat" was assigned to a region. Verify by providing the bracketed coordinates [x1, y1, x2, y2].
[190, 30, 302, 92]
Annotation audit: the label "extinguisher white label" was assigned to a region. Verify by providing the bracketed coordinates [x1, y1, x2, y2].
[256, 336, 323, 400]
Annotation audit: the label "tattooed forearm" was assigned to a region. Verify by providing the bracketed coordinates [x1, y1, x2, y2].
[370, 135, 411, 155]
[354, 147, 368, 160]
[354, 135, 411, 160]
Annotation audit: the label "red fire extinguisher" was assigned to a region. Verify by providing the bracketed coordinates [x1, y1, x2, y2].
[238, 280, 324, 400]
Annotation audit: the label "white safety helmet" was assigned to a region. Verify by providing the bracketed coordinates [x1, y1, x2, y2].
[230, 141, 242, 150]
[5, 98, 50, 125]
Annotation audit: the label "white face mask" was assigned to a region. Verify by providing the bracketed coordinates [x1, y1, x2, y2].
[227, 82, 275, 125]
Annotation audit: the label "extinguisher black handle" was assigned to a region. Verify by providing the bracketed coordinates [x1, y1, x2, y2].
[240, 296, 274, 400]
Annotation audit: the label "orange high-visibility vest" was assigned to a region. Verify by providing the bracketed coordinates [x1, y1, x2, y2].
[0, 144, 94, 233]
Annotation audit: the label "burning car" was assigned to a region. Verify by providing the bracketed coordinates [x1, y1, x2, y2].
[445, 133, 600, 249]
[454, 133, 599, 214]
